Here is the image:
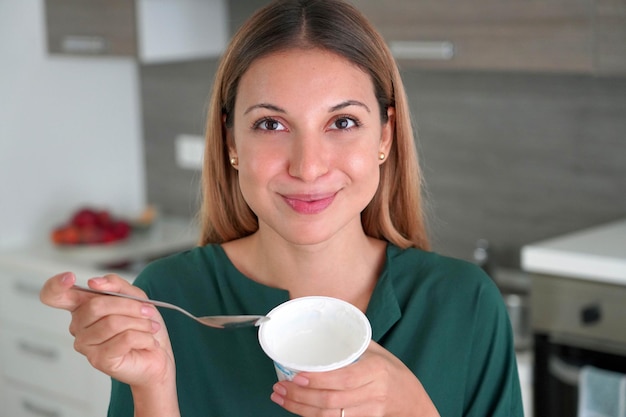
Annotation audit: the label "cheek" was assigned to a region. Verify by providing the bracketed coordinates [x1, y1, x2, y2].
[341, 140, 380, 173]
[239, 147, 283, 179]
[236, 147, 283, 198]
[344, 152, 381, 190]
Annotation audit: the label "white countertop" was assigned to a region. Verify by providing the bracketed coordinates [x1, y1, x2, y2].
[521, 218, 626, 285]
[0, 216, 198, 279]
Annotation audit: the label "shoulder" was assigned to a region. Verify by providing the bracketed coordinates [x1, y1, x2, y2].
[384, 244, 508, 331]
[386, 244, 499, 299]
[382, 246, 522, 416]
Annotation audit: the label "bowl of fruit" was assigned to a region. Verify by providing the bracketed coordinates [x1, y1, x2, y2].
[51, 207, 132, 246]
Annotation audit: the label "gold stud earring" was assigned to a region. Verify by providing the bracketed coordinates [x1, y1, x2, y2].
[230, 156, 238, 167]
[379, 152, 386, 161]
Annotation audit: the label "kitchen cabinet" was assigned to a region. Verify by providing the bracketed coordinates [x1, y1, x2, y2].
[522, 219, 626, 416]
[44, 0, 228, 63]
[594, 0, 626, 74]
[0, 263, 111, 417]
[0, 217, 197, 417]
[531, 274, 626, 351]
[354, 0, 626, 75]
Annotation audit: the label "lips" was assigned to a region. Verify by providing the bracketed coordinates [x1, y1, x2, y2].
[281, 192, 337, 214]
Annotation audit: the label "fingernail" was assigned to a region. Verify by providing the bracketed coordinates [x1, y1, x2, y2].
[273, 383, 287, 396]
[89, 277, 107, 285]
[141, 305, 155, 317]
[151, 320, 160, 332]
[61, 272, 74, 285]
[270, 392, 284, 406]
[292, 375, 309, 386]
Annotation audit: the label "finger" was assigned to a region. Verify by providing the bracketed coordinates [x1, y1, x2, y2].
[296, 341, 385, 391]
[296, 360, 374, 391]
[39, 271, 81, 311]
[74, 313, 160, 352]
[272, 387, 384, 417]
[81, 328, 161, 373]
[275, 378, 376, 411]
[69, 293, 158, 337]
[85, 274, 148, 298]
[72, 276, 173, 353]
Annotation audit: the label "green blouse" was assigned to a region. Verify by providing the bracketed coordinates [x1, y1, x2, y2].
[108, 244, 524, 416]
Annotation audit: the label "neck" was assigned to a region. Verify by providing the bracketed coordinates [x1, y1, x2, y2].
[223, 228, 387, 311]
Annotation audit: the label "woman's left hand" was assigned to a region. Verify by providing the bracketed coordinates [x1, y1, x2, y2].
[270, 341, 440, 417]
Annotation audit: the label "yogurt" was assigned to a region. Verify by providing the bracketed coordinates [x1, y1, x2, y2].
[258, 296, 372, 380]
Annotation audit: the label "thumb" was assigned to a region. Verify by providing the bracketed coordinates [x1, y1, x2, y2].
[39, 271, 81, 311]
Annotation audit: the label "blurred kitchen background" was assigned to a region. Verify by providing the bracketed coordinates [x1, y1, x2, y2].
[3, 0, 625, 265]
[1, 1, 625, 417]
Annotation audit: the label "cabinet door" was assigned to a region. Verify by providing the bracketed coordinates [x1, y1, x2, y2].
[44, 0, 137, 56]
[0, 270, 71, 332]
[44, 0, 228, 62]
[0, 322, 111, 415]
[1, 383, 90, 417]
[135, 0, 228, 63]
[0, 323, 92, 401]
[593, 0, 626, 74]
[354, 0, 594, 73]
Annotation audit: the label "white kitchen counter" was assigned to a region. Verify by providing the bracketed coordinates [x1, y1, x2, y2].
[0, 216, 198, 281]
[521, 218, 626, 285]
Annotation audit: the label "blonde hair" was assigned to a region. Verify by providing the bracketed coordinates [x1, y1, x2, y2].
[199, 0, 429, 250]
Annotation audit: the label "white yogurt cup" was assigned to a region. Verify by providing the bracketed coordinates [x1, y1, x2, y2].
[258, 296, 372, 381]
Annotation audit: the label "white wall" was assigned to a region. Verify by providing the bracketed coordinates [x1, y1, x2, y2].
[0, 1, 146, 247]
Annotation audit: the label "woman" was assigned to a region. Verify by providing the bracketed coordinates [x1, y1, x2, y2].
[40, 0, 524, 416]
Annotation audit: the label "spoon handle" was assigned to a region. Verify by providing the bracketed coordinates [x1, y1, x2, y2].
[71, 284, 198, 320]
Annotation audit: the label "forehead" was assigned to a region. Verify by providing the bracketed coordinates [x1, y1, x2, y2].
[235, 48, 376, 109]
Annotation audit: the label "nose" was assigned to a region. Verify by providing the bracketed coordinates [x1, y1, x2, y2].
[287, 133, 329, 182]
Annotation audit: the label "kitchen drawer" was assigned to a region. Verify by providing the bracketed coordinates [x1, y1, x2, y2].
[0, 270, 71, 333]
[0, 322, 92, 402]
[354, 0, 594, 73]
[531, 274, 626, 347]
[0, 382, 90, 417]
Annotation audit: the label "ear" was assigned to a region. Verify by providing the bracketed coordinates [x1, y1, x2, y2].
[222, 113, 237, 157]
[379, 107, 395, 161]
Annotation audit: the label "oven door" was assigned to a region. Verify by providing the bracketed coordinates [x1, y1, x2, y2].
[533, 334, 626, 417]
[531, 274, 626, 417]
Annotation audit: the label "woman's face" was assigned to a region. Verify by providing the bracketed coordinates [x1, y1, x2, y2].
[230, 48, 393, 246]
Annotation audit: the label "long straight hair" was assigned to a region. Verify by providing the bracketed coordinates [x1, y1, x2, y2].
[199, 0, 429, 250]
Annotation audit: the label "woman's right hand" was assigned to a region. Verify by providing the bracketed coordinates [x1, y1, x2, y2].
[39, 272, 175, 390]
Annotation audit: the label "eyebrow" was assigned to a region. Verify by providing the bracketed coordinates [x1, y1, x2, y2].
[243, 100, 371, 115]
[244, 103, 286, 115]
[329, 100, 371, 113]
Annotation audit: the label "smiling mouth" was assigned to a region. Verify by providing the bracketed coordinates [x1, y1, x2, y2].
[282, 193, 336, 215]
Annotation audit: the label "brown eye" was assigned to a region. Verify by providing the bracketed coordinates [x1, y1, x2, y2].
[263, 120, 279, 130]
[254, 118, 285, 131]
[330, 117, 359, 130]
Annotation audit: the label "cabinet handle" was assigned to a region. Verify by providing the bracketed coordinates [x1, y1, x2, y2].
[580, 303, 602, 325]
[17, 339, 59, 361]
[61, 35, 108, 54]
[389, 40, 455, 60]
[22, 399, 62, 417]
[548, 355, 580, 387]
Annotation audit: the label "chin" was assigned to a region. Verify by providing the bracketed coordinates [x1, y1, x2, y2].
[278, 228, 336, 247]
[285, 234, 333, 247]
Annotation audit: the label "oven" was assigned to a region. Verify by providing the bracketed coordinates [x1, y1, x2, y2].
[530, 273, 626, 417]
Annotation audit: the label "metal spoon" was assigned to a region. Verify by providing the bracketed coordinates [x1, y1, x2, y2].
[71, 285, 268, 329]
